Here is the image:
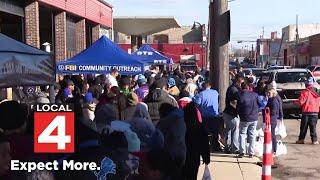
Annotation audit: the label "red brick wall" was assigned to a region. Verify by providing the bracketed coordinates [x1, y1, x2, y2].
[76, 19, 86, 54]
[55, 12, 67, 61]
[25, 1, 40, 48]
[92, 25, 100, 43]
[118, 43, 206, 68]
[38, 0, 112, 28]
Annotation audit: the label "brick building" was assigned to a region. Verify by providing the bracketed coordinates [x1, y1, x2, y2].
[0, 0, 113, 61]
[255, 32, 283, 67]
[116, 25, 207, 68]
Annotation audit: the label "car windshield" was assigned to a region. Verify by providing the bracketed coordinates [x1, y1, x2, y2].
[307, 66, 315, 71]
[276, 72, 310, 83]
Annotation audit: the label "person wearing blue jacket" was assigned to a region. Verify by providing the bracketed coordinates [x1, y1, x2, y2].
[237, 82, 260, 158]
[255, 80, 268, 130]
[265, 87, 283, 155]
[193, 81, 220, 151]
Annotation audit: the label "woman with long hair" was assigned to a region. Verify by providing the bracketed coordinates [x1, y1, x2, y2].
[182, 102, 210, 180]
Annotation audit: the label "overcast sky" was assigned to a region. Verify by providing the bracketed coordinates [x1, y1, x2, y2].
[109, 0, 320, 47]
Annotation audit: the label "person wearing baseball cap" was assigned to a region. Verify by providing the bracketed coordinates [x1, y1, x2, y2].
[295, 77, 320, 145]
[134, 74, 149, 102]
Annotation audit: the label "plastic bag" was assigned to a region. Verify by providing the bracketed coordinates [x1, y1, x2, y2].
[202, 165, 212, 180]
[276, 119, 287, 139]
[276, 140, 287, 156]
[254, 137, 264, 157]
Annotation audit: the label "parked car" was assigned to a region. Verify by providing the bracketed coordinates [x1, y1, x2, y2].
[241, 63, 257, 68]
[267, 65, 291, 71]
[306, 65, 320, 80]
[243, 68, 266, 76]
[269, 68, 319, 116]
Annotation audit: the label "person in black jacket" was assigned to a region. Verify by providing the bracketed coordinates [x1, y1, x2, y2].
[182, 102, 210, 180]
[144, 78, 178, 124]
[223, 76, 244, 154]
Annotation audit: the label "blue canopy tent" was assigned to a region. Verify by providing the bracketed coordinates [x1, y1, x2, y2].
[132, 44, 173, 65]
[57, 36, 145, 75]
[0, 33, 54, 88]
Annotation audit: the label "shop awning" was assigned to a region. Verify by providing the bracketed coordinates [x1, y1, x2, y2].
[113, 16, 180, 36]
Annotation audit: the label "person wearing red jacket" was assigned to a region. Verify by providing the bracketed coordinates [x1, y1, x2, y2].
[295, 77, 320, 145]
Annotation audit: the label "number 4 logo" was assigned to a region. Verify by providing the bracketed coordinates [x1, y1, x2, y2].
[34, 112, 74, 153]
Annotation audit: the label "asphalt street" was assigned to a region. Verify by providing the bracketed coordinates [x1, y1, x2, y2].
[273, 118, 320, 180]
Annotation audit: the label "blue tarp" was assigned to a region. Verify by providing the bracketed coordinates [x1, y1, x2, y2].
[57, 36, 145, 75]
[132, 44, 173, 65]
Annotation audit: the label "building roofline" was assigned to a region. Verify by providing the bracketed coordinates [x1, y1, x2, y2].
[98, 0, 113, 8]
[114, 16, 177, 20]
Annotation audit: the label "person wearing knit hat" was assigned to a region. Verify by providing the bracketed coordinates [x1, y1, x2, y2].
[0, 101, 27, 133]
[295, 76, 320, 145]
[82, 92, 97, 121]
[135, 74, 149, 102]
[0, 101, 35, 174]
[167, 78, 180, 100]
[60, 80, 74, 102]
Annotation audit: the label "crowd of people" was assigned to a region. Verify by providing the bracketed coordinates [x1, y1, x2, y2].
[0, 64, 319, 180]
[0, 67, 212, 180]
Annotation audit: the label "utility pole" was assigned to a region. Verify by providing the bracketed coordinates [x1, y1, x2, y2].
[276, 32, 285, 65]
[295, 15, 299, 67]
[209, 0, 230, 111]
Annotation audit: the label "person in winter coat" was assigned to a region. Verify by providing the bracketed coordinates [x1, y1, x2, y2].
[167, 78, 180, 100]
[120, 77, 133, 96]
[178, 90, 192, 109]
[134, 74, 149, 102]
[144, 78, 178, 124]
[182, 102, 210, 180]
[295, 77, 320, 145]
[193, 81, 220, 151]
[237, 82, 260, 158]
[223, 76, 244, 154]
[121, 92, 151, 122]
[0, 132, 10, 178]
[184, 78, 198, 98]
[157, 103, 186, 180]
[265, 87, 282, 154]
[82, 92, 98, 121]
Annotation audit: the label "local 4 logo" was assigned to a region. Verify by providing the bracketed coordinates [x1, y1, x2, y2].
[34, 104, 74, 153]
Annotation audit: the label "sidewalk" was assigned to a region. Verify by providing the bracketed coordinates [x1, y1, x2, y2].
[197, 153, 262, 180]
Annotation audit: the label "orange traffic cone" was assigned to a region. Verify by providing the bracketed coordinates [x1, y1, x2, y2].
[262, 107, 273, 180]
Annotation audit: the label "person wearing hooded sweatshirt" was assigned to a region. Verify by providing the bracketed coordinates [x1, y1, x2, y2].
[82, 92, 98, 121]
[144, 78, 178, 124]
[295, 77, 320, 145]
[121, 92, 151, 122]
[157, 103, 186, 180]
